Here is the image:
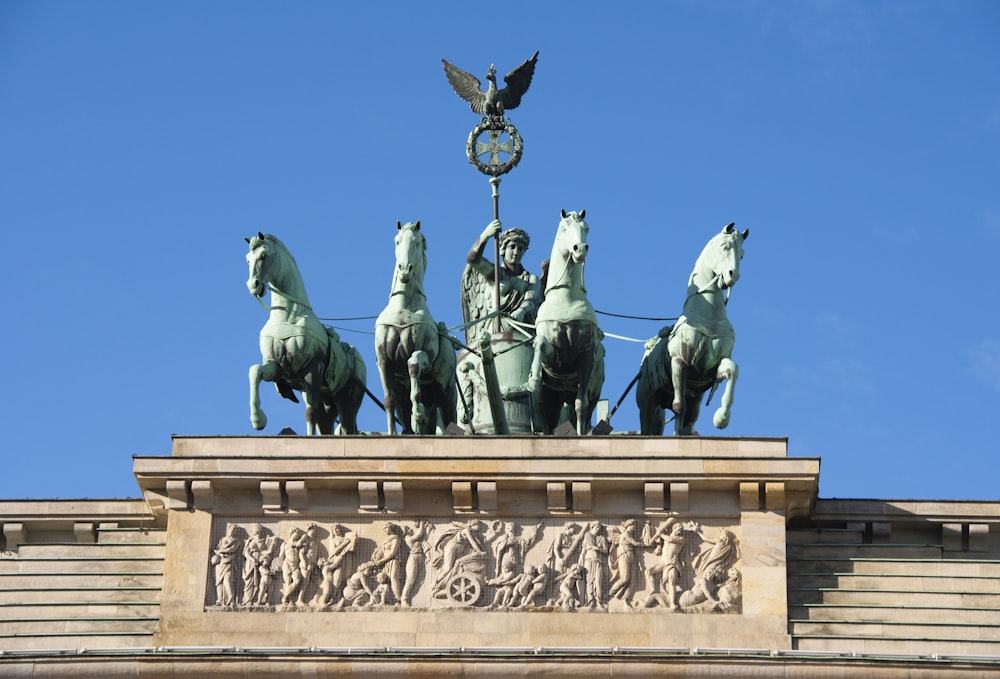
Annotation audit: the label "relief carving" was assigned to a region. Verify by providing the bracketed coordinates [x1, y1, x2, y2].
[401, 520, 432, 606]
[206, 517, 741, 614]
[317, 524, 356, 607]
[365, 521, 404, 605]
[241, 523, 277, 606]
[211, 524, 241, 607]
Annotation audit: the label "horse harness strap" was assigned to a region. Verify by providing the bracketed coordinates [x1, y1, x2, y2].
[267, 283, 314, 312]
[545, 282, 586, 294]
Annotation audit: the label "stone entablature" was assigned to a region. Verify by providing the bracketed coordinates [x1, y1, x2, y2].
[131, 435, 811, 652]
[3, 439, 1000, 677]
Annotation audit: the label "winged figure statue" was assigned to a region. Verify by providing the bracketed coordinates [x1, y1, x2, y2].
[442, 51, 539, 117]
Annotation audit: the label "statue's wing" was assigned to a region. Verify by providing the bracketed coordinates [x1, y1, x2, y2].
[499, 51, 539, 111]
[460, 264, 490, 345]
[442, 59, 488, 114]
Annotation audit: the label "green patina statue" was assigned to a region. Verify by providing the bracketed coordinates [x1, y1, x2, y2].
[460, 219, 540, 347]
[457, 220, 540, 434]
[635, 223, 748, 436]
[527, 210, 606, 435]
[245, 233, 367, 435]
[375, 221, 458, 435]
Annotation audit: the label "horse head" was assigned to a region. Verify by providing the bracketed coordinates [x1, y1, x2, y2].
[543, 210, 590, 296]
[556, 209, 589, 264]
[245, 231, 281, 298]
[698, 222, 749, 291]
[392, 221, 427, 295]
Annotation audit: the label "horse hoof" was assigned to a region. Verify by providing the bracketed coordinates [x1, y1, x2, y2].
[713, 409, 730, 429]
[251, 413, 268, 430]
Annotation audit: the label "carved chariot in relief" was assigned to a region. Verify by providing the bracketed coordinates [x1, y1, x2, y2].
[207, 517, 740, 614]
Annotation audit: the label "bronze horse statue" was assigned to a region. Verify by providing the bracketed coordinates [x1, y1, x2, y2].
[528, 210, 605, 434]
[636, 223, 748, 435]
[246, 233, 367, 435]
[375, 221, 457, 434]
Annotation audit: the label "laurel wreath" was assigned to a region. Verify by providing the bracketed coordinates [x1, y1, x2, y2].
[466, 118, 523, 177]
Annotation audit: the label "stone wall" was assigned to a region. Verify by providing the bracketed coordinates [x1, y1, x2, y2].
[2, 436, 999, 678]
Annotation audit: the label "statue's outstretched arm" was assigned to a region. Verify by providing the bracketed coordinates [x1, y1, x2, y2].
[467, 220, 503, 274]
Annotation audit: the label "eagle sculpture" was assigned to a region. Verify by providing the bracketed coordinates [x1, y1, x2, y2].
[442, 51, 539, 117]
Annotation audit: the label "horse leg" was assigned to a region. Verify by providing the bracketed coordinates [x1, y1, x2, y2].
[528, 335, 553, 433]
[670, 356, 690, 436]
[335, 381, 362, 435]
[575, 350, 596, 436]
[249, 361, 279, 430]
[712, 357, 739, 429]
[300, 365, 324, 436]
[408, 350, 430, 434]
[635, 377, 665, 436]
[337, 352, 367, 435]
[376, 356, 397, 435]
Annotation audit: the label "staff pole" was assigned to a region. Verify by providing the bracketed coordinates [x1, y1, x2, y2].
[490, 176, 502, 334]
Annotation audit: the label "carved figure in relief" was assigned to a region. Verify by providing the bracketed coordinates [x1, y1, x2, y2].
[553, 563, 585, 610]
[511, 564, 548, 608]
[486, 562, 520, 608]
[317, 524, 357, 607]
[335, 563, 375, 609]
[211, 524, 242, 607]
[608, 519, 643, 606]
[295, 524, 320, 606]
[679, 529, 740, 611]
[401, 520, 433, 606]
[641, 518, 686, 610]
[547, 522, 583, 572]
[366, 522, 404, 604]
[256, 536, 279, 605]
[431, 520, 487, 597]
[488, 520, 543, 580]
[372, 571, 392, 606]
[717, 567, 742, 609]
[576, 521, 609, 609]
[241, 524, 268, 606]
[279, 527, 309, 605]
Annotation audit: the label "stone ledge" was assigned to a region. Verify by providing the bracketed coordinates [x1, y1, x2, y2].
[169, 435, 790, 459]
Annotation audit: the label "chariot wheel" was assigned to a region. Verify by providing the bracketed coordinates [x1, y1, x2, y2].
[446, 573, 482, 607]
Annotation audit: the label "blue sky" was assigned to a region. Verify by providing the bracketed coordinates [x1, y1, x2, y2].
[1, 1, 998, 501]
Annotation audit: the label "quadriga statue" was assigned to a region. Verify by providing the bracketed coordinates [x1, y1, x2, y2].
[635, 223, 748, 435]
[245, 233, 367, 435]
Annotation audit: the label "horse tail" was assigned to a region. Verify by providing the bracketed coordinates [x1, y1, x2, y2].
[347, 342, 368, 387]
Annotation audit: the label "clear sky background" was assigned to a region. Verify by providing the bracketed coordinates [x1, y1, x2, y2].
[1, 2, 998, 501]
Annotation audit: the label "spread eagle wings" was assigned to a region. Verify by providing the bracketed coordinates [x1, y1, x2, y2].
[442, 51, 539, 116]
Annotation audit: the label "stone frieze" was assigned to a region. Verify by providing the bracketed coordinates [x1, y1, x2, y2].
[207, 517, 741, 613]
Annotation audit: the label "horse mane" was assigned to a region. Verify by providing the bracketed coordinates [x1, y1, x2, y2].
[538, 258, 551, 303]
[251, 233, 299, 270]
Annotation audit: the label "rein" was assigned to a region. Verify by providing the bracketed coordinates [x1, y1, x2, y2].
[686, 273, 733, 307]
[255, 283, 315, 314]
[543, 246, 585, 296]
